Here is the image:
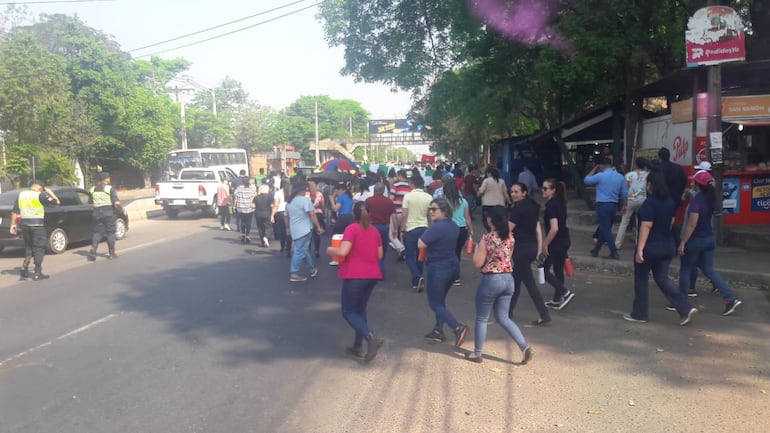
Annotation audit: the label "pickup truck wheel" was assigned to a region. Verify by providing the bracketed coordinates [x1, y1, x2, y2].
[115, 217, 127, 240]
[48, 228, 68, 254]
[165, 209, 179, 219]
[209, 200, 219, 218]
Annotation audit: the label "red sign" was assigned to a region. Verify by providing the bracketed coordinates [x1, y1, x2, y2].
[685, 6, 745, 67]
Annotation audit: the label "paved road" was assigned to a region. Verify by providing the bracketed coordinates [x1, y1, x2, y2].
[0, 216, 768, 432]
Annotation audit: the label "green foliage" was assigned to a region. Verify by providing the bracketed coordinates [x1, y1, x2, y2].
[0, 33, 73, 147]
[274, 95, 370, 154]
[36, 152, 78, 186]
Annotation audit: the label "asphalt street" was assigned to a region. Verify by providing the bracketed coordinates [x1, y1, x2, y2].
[0, 215, 768, 433]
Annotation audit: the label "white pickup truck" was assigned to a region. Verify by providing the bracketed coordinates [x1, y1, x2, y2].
[155, 168, 229, 219]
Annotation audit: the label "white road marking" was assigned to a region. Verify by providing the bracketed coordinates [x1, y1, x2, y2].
[118, 237, 170, 253]
[0, 313, 119, 368]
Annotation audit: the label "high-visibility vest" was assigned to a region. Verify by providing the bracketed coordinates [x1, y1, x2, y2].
[18, 190, 44, 223]
[90, 185, 113, 208]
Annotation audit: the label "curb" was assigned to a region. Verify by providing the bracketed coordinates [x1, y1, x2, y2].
[124, 198, 164, 222]
[570, 254, 770, 289]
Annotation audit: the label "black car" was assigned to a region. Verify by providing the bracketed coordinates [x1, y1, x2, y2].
[0, 187, 128, 254]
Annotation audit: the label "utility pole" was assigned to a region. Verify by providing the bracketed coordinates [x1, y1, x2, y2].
[705, 0, 725, 245]
[315, 101, 320, 167]
[174, 86, 188, 150]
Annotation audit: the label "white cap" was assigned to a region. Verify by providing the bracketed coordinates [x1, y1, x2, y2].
[694, 161, 712, 172]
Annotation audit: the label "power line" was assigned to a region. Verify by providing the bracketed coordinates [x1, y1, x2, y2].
[0, 0, 114, 4]
[134, 1, 324, 59]
[128, 0, 312, 53]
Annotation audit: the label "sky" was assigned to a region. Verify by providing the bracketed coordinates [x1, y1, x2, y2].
[17, 0, 413, 119]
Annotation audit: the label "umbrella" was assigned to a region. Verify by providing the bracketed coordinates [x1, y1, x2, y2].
[308, 170, 356, 185]
[321, 158, 358, 172]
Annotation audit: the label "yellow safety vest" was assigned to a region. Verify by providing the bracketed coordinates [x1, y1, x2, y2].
[90, 185, 113, 208]
[18, 190, 45, 224]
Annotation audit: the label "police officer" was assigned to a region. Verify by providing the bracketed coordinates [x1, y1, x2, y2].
[10, 180, 60, 280]
[88, 172, 123, 261]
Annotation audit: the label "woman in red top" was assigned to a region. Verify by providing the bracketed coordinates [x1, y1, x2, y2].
[326, 201, 385, 363]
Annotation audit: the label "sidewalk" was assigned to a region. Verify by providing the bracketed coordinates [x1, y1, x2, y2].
[562, 196, 770, 289]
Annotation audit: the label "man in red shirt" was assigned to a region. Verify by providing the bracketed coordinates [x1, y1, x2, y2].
[463, 165, 480, 219]
[366, 183, 396, 277]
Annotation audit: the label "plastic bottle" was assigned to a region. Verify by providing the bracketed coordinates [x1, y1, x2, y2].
[564, 257, 575, 277]
[418, 247, 426, 262]
[536, 253, 546, 284]
[466, 237, 474, 254]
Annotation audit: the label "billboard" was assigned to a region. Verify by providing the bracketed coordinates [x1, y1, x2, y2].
[685, 6, 745, 67]
[369, 119, 425, 134]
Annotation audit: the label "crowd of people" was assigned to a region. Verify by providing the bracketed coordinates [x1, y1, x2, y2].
[215, 151, 743, 364]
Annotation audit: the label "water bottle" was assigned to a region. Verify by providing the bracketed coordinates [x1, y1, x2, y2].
[536, 253, 546, 284]
[466, 237, 474, 254]
[564, 257, 575, 277]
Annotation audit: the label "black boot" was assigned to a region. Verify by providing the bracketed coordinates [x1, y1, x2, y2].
[87, 247, 97, 262]
[33, 267, 49, 281]
[20, 268, 29, 279]
[364, 333, 384, 363]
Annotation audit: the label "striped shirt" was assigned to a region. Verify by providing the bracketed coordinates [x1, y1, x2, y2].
[390, 181, 411, 214]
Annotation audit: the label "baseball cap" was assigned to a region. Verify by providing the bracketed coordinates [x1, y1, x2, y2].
[693, 161, 712, 172]
[689, 170, 714, 186]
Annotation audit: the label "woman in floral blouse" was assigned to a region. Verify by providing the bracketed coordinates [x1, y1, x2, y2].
[466, 206, 532, 364]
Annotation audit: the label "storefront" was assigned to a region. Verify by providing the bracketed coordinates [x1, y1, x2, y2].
[671, 94, 770, 226]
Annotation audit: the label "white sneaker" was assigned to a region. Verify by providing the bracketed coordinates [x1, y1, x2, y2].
[220, 225, 225, 230]
[262, 237, 269, 247]
[224, 224, 231, 231]
[329, 260, 338, 266]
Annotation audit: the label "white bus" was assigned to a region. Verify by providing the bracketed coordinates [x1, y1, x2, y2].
[165, 148, 249, 180]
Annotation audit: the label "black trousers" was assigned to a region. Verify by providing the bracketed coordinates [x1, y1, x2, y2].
[22, 224, 47, 270]
[509, 241, 550, 321]
[92, 209, 117, 252]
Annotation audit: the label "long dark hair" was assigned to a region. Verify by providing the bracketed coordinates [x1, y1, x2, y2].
[696, 181, 716, 210]
[646, 168, 670, 199]
[543, 178, 566, 202]
[443, 179, 462, 209]
[486, 167, 500, 181]
[353, 201, 371, 228]
[487, 206, 510, 240]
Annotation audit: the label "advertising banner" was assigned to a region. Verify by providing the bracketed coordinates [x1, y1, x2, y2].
[751, 175, 770, 212]
[369, 119, 424, 134]
[722, 177, 741, 214]
[722, 95, 770, 121]
[685, 6, 745, 67]
[667, 122, 695, 166]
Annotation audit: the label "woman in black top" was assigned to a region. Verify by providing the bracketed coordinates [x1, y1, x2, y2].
[541, 179, 574, 310]
[508, 183, 551, 325]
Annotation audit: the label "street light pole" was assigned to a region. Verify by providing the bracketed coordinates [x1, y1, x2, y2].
[315, 101, 320, 167]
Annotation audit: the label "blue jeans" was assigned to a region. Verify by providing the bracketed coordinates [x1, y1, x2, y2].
[341, 279, 378, 347]
[404, 227, 426, 286]
[593, 202, 618, 256]
[425, 258, 461, 332]
[473, 273, 528, 355]
[679, 235, 735, 301]
[290, 232, 314, 275]
[631, 245, 692, 320]
[373, 223, 389, 278]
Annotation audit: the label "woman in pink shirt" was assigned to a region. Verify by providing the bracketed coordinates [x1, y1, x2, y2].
[327, 201, 385, 363]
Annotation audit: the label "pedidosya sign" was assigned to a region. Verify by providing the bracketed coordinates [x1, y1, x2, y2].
[686, 6, 745, 67]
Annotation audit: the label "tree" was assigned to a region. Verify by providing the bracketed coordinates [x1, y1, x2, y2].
[0, 33, 73, 149]
[234, 103, 279, 153]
